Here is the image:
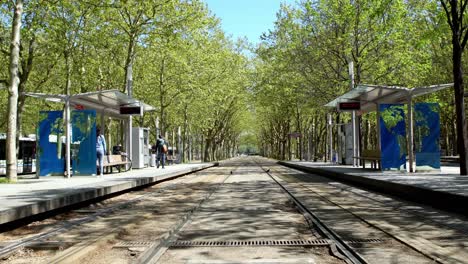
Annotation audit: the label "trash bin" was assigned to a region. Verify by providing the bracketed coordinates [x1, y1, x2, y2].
[150, 154, 156, 167]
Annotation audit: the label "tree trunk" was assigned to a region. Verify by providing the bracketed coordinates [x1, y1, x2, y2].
[17, 35, 36, 138]
[182, 105, 188, 163]
[204, 137, 211, 162]
[445, 0, 468, 175]
[158, 57, 166, 135]
[6, 0, 23, 182]
[452, 40, 467, 174]
[123, 33, 136, 94]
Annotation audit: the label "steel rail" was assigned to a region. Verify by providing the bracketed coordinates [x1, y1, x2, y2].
[137, 167, 235, 264]
[281, 171, 447, 264]
[255, 160, 367, 264]
[0, 171, 204, 258]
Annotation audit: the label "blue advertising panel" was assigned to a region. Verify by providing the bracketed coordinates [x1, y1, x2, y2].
[379, 104, 406, 171]
[38, 111, 64, 176]
[71, 110, 97, 175]
[415, 103, 440, 171]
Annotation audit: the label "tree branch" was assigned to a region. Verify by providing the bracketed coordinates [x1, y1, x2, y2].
[441, 0, 454, 30]
[461, 29, 468, 49]
[461, 0, 468, 19]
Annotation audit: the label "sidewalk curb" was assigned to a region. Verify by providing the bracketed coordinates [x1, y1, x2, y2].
[278, 161, 468, 217]
[0, 163, 215, 228]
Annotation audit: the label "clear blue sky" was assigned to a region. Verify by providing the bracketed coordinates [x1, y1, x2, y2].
[203, 0, 296, 45]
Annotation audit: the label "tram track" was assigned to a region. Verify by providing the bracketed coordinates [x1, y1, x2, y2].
[0, 167, 221, 262]
[280, 174, 460, 264]
[0, 157, 449, 263]
[151, 158, 346, 264]
[259, 158, 462, 264]
[135, 167, 236, 263]
[254, 159, 367, 264]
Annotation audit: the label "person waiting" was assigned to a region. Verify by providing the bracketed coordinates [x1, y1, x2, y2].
[155, 135, 167, 169]
[96, 128, 107, 176]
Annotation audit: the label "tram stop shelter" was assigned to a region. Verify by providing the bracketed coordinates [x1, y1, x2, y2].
[325, 83, 453, 172]
[25, 89, 156, 177]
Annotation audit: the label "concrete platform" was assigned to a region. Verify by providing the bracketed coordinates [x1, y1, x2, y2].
[0, 163, 216, 226]
[278, 161, 468, 216]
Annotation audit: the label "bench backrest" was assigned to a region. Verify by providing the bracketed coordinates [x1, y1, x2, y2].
[103, 155, 125, 165]
[361, 149, 380, 158]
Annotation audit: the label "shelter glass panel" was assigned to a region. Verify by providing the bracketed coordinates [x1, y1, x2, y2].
[71, 110, 97, 175]
[415, 103, 440, 171]
[379, 104, 406, 171]
[38, 111, 65, 176]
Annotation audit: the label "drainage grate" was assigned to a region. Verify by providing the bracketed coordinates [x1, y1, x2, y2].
[170, 239, 331, 247]
[345, 238, 387, 244]
[113, 241, 154, 248]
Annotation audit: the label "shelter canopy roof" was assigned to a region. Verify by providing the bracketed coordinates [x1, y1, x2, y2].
[325, 84, 453, 112]
[25, 89, 156, 118]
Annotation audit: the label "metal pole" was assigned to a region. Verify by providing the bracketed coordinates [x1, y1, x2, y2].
[101, 111, 105, 152]
[376, 103, 381, 170]
[126, 61, 133, 171]
[65, 98, 71, 178]
[352, 111, 357, 167]
[349, 61, 357, 167]
[408, 96, 414, 172]
[328, 113, 333, 162]
[128, 116, 132, 171]
[178, 126, 181, 163]
[108, 118, 112, 154]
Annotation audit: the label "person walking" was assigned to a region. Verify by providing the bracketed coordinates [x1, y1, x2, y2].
[155, 135, 167, 169]
[96, 128, 107, 176]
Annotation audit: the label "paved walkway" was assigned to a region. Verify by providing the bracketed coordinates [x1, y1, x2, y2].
[0, 163, 215, 226]
[279, 161, 468, 216]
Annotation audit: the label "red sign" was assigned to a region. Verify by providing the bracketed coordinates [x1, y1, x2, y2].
[338, 102, 361, 111]
[74, 104, 84, 110]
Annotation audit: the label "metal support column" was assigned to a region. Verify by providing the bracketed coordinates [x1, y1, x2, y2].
[65, 98, 71, 178]
[348, 61, 358, 167]
[408, 96, 414, 172]
[101, 111, 105, 152]
[376, 103, 381, 152]
[108, 118, 112, 153]
[328, 113, 333, 162]
[352, 111, 358, 167]
[178, 126, 181, 163]
[128, 116, 132, 171]
[376, 103, 382, 170]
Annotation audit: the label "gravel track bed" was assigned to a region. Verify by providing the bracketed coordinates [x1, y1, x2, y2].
[264, 158, 468, 264]
[158, 158, 344, 264]
[0, 169, 222, 263]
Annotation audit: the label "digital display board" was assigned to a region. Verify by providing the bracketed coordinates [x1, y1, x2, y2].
[120, 106, 142, 115]
[338, 102, 361, 111]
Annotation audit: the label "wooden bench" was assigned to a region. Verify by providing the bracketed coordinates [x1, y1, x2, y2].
[166, 155, 177, 165]
[100, 155, 131, 174]
[354, 150, 381, 170]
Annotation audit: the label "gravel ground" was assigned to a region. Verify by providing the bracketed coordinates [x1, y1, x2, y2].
[265, 157, 467, 264]
[0, 158, 347, 264]
[157, 159, 343, 264]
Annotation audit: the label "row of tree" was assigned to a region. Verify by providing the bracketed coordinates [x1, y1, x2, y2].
[0, 0, 253, 181]
[2, 0, 467, 178]
[253, 0, 468, 174]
